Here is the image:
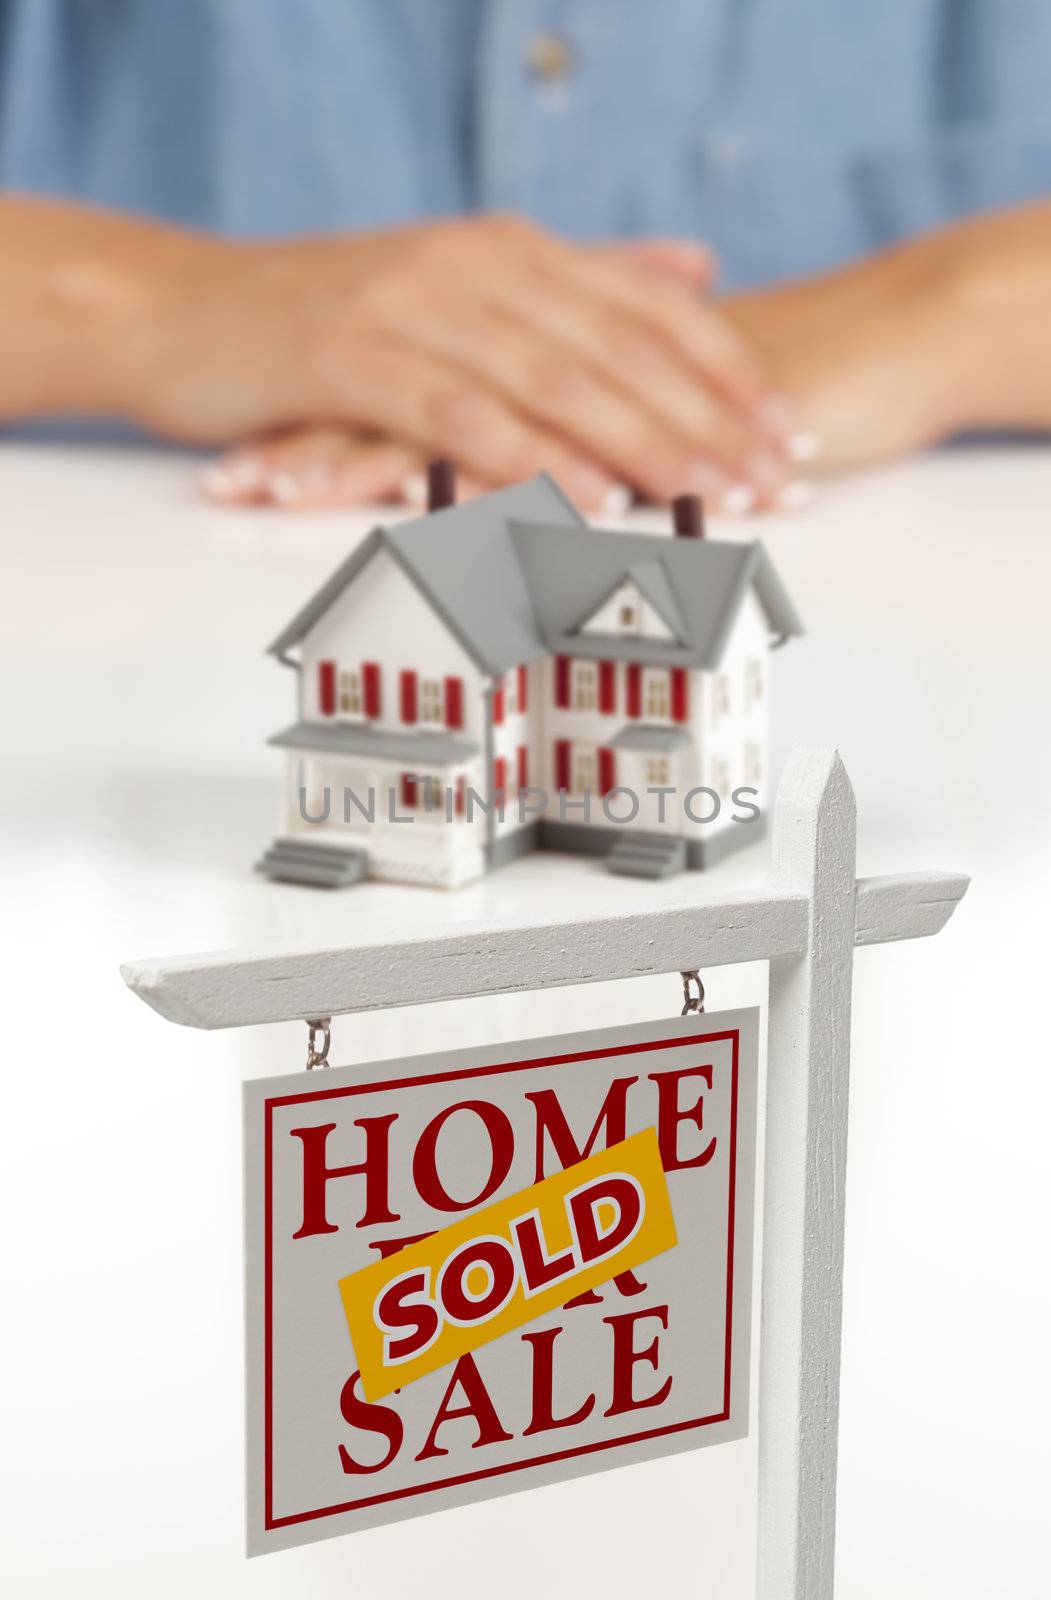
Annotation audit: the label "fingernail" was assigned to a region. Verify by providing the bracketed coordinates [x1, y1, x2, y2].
[747, 451, 790, 494]
[564, 465, 617, 512]
[719, 483, 757, 517]
[775, 479, 816, 511]
[202, 463, 239, 500]
[402, 471, 427, 508]
[601, 484, 633, 517]
[758, 394, 798, 439]
[688, 461, 732, 498]
[269, 472, 302, 506]
[787, 430, 823, 464]
[202, 454, 262, 500]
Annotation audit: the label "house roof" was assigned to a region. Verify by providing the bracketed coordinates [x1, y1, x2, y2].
[510, 520, 802, 669]
[267, 474, 584, 673]
[268, 474, 802, 675]
[609, 724, 693, 754]
[269, 721, 480, 767]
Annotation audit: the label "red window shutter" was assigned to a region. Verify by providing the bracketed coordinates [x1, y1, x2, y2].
[318, 660, 336, 717]
[444, 675, 464, 729]
[493, 684, 505, 725]
[554, 739, 571, 791]
[400, 772, 417, 809]
[517, 664, 528, 713]
[671, 667, 689, 723]
[626, 663, 642, 718]
[517, 744, 528, 790]
[363, 661, 381, 719]
[455, 775, 466, 817]
[598, 747, 616, 796]
[554, 655, 571, 708]
[599, 660, 616, 714]
[493, 756, 507, 797]
[399, 669, 418, 724]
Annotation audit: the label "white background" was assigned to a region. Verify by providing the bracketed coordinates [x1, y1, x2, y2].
[2, 443, 1049, 1598]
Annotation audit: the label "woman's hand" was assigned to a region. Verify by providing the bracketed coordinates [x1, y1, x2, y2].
[722, 204, 1051, 471]
[134, 214, 812, 512]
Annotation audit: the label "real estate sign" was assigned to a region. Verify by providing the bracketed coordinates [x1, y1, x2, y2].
[244, 1011, 758, 1555]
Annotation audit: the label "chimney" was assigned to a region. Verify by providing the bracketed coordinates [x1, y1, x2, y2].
[427, 459, 457, 512]
[672, 493, 705, 538]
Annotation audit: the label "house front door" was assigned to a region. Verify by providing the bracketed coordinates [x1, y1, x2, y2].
[633, 751, 680, 834]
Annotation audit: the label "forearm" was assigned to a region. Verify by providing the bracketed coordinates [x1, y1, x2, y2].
[721, 202, 1051, 469]
[932, 203, 1051, 433]
[0, 195, 220, 422]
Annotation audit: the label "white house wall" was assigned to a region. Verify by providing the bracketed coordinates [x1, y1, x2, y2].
[695, 589, 770, 843]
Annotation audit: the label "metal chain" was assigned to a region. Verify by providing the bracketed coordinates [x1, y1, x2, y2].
[680, 970, 706, 1017]
[305, 1017, 332, 1071]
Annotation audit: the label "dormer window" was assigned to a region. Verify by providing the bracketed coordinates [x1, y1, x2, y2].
[419, 678, 443, 724]
[339, 669, 362, 716]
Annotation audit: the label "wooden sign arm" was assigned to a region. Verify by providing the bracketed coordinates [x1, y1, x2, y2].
[120, 869, 967, 1031]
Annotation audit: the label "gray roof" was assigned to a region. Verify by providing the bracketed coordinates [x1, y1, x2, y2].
[511, 520, 802, 670]
[268, 474, 584, 674]
[268, 720, 479, 767]
[609, 724, 692, 753]
[268, 475, 802, 675]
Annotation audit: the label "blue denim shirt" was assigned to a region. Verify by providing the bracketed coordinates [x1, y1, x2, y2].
[1, 0, 1049, 288]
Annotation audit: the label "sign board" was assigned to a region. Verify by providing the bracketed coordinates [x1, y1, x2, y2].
[244, 1010, 758, 1556]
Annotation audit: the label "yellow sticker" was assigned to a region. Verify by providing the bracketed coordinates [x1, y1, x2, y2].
[339, 1127, 677, 1401]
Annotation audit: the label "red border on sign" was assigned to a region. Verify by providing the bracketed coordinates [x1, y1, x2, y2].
[262, 1028, 741, 1531]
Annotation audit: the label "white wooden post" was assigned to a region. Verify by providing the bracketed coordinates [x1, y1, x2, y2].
[759, 748, 856, 1600]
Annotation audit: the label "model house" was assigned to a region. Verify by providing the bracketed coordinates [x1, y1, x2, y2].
[258, 464, 802, 888]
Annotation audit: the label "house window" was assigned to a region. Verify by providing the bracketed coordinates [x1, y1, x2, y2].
[419, 678, 443, 724]
[745, 657, 764, 710]
[573, 746, 597, 795]
[339, 669, 362, 715]
[620, 602, 637, 629]
[745, 741, 762, 785]
[504, 672, 517, 716]
[644, 668, 669, 719]
[645, 756, 670, 786]
[711, 672, 731, 725]
[712, 757, 731, 798]
[573, 661, 597, 711]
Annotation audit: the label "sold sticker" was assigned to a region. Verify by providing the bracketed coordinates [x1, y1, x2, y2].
[339, 1127, 676, 1400]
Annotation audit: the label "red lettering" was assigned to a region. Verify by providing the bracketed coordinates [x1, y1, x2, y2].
[603, 1305, 672, 1417]
[368, 1230, 435, 1260]
[522, 1325, 595, 1435]
[413, 1100, 514, 1212]
[439, 1238, 517, 1325]
[649, 1066, 716, 1171]
[375, 1268, 440, 1364]
[563, 1267, 649, 1310]
[337, 1370, 403, 1474]
[290, 1116, 400, 1238]
[414, 1354, 514, 1460]
[525, 1077, 637, 1179]
[570, 1174, 643, 1265]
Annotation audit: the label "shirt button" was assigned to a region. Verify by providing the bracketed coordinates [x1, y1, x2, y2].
[525, 33, 575, 82]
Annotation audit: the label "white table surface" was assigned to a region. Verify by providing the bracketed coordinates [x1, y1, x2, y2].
[3, 441, 1049, 1599]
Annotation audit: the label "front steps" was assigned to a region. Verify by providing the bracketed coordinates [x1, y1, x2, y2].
[255, 836, 368, 888]
[605, 833, 687, 879]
